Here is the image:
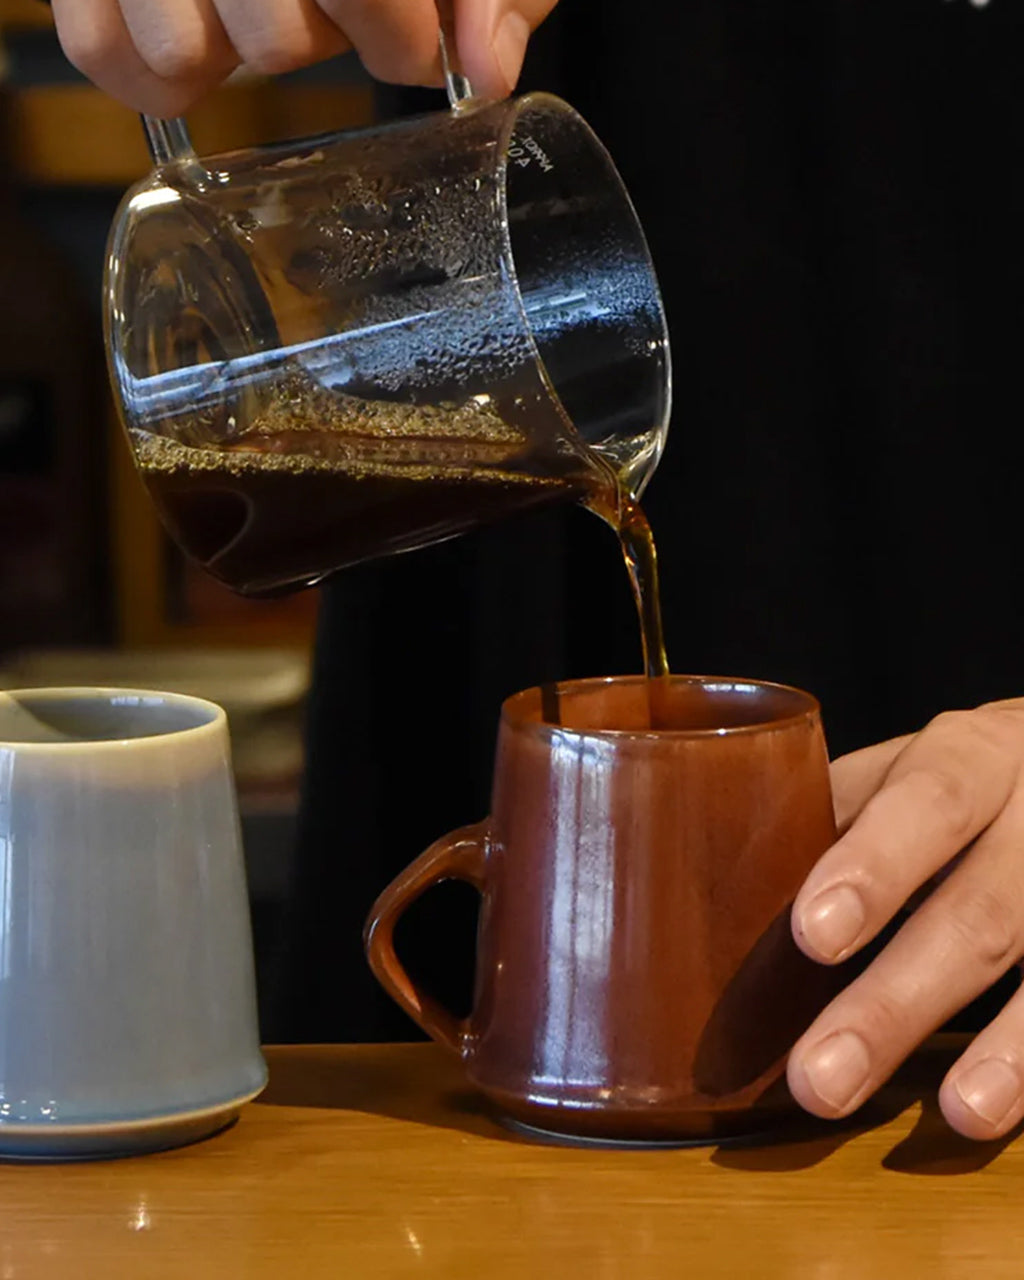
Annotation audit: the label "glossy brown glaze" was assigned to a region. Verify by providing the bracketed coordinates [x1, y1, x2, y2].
[365, 675, 845, 1143]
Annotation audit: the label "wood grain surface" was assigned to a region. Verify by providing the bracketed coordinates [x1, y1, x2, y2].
[0, 1038, 1020, 1279]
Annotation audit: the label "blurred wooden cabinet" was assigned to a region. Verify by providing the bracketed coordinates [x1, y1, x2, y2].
[2, 2, 376, 648]
[0, 1, 49, 29]
[8, 79, 377, 186]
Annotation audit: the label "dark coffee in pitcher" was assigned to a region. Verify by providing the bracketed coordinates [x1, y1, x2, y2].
[136, 433, 589, 600]
[135, 366, 672, 704]
[133, 370, 593, 599]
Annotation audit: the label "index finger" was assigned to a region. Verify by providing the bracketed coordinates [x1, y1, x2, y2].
[794, 706, 1024, 966]
[52, 0, 225, 117]
[830, 734, 913, 834]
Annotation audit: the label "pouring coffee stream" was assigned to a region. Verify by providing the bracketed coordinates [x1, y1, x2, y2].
[103, 14, 673, 718]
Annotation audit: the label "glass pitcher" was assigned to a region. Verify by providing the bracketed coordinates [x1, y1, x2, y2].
[104, 52, 672, 598]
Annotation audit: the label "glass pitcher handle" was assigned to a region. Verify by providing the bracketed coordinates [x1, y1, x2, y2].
[142, 116, 197, 165]
[436, 0, 476, 109]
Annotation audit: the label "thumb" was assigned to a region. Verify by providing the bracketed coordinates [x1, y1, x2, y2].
[457, 0, 555, 98]
[489, 6, 531, 95]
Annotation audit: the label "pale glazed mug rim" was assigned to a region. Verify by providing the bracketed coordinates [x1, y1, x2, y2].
[501, 673, 821, 743]
[0, 687, 227, 752]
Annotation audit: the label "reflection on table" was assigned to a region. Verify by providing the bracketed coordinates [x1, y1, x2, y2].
[0, 1037, 1022, 1279]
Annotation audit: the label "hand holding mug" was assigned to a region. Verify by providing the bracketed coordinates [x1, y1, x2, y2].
[789, 698, 1024, 1142]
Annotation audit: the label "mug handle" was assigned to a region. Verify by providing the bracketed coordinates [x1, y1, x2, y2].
[364, 822, 487, 1057]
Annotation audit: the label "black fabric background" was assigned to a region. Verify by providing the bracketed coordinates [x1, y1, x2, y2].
[275, 0, 1024, 1042]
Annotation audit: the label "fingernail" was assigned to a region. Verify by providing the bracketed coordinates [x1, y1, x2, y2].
[954, 1058, 1022, 1128]
[800, 1030, 871, 1112]
[492, 10, 530, 94]
[799, 884, 866, 960]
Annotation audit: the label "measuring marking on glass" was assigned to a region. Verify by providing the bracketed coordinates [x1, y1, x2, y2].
[509, 135, 555, 173]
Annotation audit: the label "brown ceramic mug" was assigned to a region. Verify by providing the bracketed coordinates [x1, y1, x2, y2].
[364, 675, 845, 1144]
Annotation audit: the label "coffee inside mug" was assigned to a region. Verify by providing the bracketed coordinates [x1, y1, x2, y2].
[525, 675, 817, 734]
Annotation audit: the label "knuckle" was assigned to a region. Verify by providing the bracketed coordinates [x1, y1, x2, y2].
[905, 765, 976, 842]
[929, 705, 1019, 760]
[970, 705, 1024, 762]
[57, 25, 117, 78]
[855, 985, 912, 1051]
[926, 708, 977, 744]
[948, 885, 1021, 973]
[961, 704, 1020, 748]
[140, 34, 210, 83]
[228, 13, 320, 77]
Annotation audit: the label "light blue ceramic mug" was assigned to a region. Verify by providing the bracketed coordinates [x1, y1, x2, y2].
[0, 688, 267, 1160]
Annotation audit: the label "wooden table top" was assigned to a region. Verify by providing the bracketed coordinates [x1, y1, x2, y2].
[1, 1036, 1022, 1279]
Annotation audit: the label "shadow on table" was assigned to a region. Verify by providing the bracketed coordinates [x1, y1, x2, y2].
[712, 1035, 1018, 1176]
[256, 1037, 1020, 1166]
[255, 1044, 511, 1142]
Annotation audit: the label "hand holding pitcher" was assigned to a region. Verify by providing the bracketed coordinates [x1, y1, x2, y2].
[51, 0, 560, 115]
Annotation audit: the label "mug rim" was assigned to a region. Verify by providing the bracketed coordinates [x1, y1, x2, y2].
[501, 674, 821, 741]
[0, 687, 227, 751]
